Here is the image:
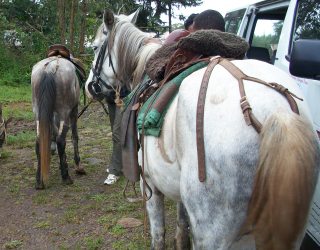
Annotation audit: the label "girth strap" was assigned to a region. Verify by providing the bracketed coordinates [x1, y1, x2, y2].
[196, 57, 302, 182]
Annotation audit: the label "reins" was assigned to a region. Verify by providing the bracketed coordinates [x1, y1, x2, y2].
[77, 99, 109, 119]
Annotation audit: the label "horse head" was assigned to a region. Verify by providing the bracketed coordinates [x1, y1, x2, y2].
[85, 9, 161, 100]
[85, 9, 140, 100]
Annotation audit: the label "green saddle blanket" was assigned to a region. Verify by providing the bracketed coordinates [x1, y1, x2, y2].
[137, 61, 208, 137]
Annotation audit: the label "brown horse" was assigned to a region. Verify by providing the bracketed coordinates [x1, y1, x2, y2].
[31, 56, 85, 189]
[0, 104, 6, 149]
[0, 104, 12, 150]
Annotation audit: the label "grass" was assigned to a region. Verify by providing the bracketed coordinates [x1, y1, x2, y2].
[34, 220, 51, 229]
[3, 240, 23, 249]
[83, 236, 104, 250]
[6, 131, 35, 147]
[110, 224, 126, 236]
[32, 191, 51, 205]
[0, 84, 31, 104]
[0, 150, 11, 159]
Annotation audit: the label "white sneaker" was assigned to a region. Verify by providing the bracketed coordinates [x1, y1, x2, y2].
[104, 174, 120, 185]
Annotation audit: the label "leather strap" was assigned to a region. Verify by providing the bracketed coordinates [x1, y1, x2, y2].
[196, 57, 301, 182]
[196, 56, 221, 182]
[218, 59, 301, 133]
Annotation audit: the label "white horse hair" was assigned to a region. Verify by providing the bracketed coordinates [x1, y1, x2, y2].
[86, 9, 320, 250]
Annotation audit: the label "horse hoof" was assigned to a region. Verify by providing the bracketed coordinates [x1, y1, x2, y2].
[75, 166, 86, 175]
[35, 182, 45, 190]
[62, 177, 73, 185]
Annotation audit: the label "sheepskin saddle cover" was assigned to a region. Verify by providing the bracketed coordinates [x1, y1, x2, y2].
[146, 30, 249, 81]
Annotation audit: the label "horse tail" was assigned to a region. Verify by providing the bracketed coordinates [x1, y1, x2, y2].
[37, 71, 56, 184]
[246, 112, 320, 250]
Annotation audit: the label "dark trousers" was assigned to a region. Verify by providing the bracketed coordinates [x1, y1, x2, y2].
[107, 102, 123, 176]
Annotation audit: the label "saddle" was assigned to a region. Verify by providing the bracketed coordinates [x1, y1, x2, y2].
[47, 44, 70, 59]
[121, 30, 250, 182]
[47, 44, 86, 85]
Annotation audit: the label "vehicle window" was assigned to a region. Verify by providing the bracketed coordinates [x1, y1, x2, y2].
[292, 0, 320, 41]
[251, 19, 284, 64]
[225, 9, 246, 34]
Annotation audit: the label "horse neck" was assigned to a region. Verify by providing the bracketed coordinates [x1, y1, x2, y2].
[132, 43, 161, 88]
[112, 21, 159, 89]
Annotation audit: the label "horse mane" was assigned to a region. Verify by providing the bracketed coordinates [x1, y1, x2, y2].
[109, 19, 161, 89]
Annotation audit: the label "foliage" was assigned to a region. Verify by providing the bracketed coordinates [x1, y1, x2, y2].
[295, 0, 320, 40]
[0, 0, 201, 87]
[0, 41, 39, 86]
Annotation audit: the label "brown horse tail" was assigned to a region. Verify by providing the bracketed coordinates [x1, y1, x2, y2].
[246, 112, 320, 250]
[37, 72, 56, 184]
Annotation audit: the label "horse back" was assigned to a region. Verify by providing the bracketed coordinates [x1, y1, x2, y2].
[31, 57, 80, 114]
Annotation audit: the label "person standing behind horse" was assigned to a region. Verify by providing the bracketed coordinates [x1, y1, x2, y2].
[103, 87, 129, 185]
[190, 9, 225, 32]
[147, 9, 226, 83]
[184, 13, 198, 32]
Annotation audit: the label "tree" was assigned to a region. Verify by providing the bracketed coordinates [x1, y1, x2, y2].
[295, 0, 320, 40]
[79, 0, 87, 55]
[69, 0, 78, 51]
[136, 0, 202, 33]
[57, 0, 66, 44]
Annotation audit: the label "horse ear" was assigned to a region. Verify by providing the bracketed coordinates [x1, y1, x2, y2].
[128, 8, 140, 24]
[104, 9, 115, 29]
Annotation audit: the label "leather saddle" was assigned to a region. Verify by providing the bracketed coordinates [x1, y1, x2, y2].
[47, 44, 86, 83]
[47, 44, 70, 59]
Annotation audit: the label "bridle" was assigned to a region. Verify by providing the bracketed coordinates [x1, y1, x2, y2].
[87, 29, 122, 99]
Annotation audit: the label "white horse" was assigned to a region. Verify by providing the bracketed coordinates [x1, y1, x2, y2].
[86, 10, 320, 250]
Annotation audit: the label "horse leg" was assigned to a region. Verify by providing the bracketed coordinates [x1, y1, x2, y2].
[51, 115, 59, 155]
[175, 202, 191, 250]
[144, 182, 165, 250]
[70, 106, 85, 175]
[56, 122, 73, 185]
[35, 136, 45, 189]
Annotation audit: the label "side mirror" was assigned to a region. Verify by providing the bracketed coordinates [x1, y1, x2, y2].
[289, 39, 320, 80]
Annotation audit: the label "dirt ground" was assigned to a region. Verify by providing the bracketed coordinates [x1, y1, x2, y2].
[0, 102, 176, 250]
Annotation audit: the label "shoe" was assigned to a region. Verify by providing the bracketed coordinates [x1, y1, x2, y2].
[104, 174, 120, 185]
[106, 168, 109, 173]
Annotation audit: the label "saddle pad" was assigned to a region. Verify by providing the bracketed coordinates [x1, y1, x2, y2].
[137, 61, 208, 137]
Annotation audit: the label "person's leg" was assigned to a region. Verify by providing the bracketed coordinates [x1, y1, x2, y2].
[104, 101, 123, 184]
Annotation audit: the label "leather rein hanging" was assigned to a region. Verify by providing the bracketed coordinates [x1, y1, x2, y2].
[196, 56, 302, 182]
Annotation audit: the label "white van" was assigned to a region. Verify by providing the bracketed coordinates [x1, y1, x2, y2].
[225, 0, 320, 248]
